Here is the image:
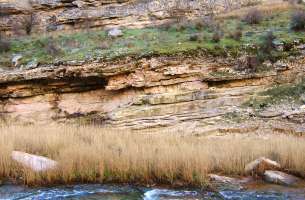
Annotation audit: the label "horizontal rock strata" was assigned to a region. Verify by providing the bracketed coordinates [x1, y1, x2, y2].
[1, 0, 260, 36]
[0, 54, 303, 129]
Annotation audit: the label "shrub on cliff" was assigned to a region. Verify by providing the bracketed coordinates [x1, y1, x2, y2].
[212, 31, 222, 43]
[260, 31, 276, 53]
[243, 8, 263, 24]
[290, 10, 305, 31]
[161, 20, 189, 32]
[189, 34, 200, 41]
[236, 31, 277, 73]
[257, 31, 277, 62]
[212, 26, 223, 43]
[24, 14, 35, 35]
[236, 55, 260, 73]
[194, 17, 217, 30]
[175, 22, 188, 32]
[228, 27, 243, 41]
[11, 14, 35, 36]
[45, 37, 61, 56]
[0, 35, 10, 53]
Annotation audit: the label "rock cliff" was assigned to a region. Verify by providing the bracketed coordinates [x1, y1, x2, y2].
[1, 0, 259, 36]
[0, 52, 304, 130]
[0, 0, 304, 134]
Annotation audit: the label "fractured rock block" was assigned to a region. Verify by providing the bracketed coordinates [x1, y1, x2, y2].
[245, 157, 281, 175]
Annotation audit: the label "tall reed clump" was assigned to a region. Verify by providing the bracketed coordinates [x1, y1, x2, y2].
[0, 125, 305, 186]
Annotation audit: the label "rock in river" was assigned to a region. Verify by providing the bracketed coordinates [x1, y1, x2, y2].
[264, 170, 300, 186]
[208, 174, 250, 190]
[209, 174, 240, 185]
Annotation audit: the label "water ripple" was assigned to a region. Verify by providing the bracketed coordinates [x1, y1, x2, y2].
[1, 184, 305, 200]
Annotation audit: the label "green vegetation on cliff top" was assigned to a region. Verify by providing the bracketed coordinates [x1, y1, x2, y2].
[245, 79, 305, 109]
[0, 7, 305, 68]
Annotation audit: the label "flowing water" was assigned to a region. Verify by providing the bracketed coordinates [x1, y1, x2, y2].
[1, 183, 305, 200]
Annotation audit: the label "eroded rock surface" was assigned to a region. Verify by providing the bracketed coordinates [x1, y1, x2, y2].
[0, 0, 304, 131]
[0, 53, 303, 129]
[1, 0, 261, 36]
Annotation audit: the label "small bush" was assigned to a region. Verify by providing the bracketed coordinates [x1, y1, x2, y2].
[243, 8, 263, 24]
[212, 28, 223, 43]
[236, 55, 260, 73]
[166, 23, 187, 32]
[290, 10, 305, 31]
[174, 20, 188, 32]
[283, 42, 294, 52]
[194, 17, 216, 30]
[0, 35, 10, 53]
[45, 37, 61, 56]
[257, 31, 277, 62]
[11, 14, 34, 36]
[189, 34, 200, 41]
[194, 20, 205, 30]
[260, 31, 276, 54]
[231, 24, 244, 39]
[24, 14, 34, 35]
[0, 41, 10, 53]
[236, 32, 276, 73]
[159, 21, 173, 30]
[229, 29, 243, 41]
[212, 32, 221, 43]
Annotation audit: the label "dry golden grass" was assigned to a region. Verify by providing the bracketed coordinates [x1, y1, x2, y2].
[0, 125, 305, 186]
[217, 1, 301, 20]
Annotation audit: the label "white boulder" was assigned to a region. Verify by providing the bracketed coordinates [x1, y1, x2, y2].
[264, 170, 300, 186]
[108, 28, 123, 37]
[12, 54, 23, 67]
[11, 151, 58, 172]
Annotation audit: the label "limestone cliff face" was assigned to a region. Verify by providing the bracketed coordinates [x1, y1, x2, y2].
[0, 53, 303, 129]
[1, 0, 258, 36]
[1, 0, 304, 132]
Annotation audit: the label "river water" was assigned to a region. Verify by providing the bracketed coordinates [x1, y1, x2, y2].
[1, 183, 305, 200]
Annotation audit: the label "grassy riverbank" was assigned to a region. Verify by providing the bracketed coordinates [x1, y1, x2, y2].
[0, 125, 305, 187]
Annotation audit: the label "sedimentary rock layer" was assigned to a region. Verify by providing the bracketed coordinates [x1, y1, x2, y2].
[0, 0, 260, 36]
[0, 54, 303, 128]
[0, 0, 303, 130]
